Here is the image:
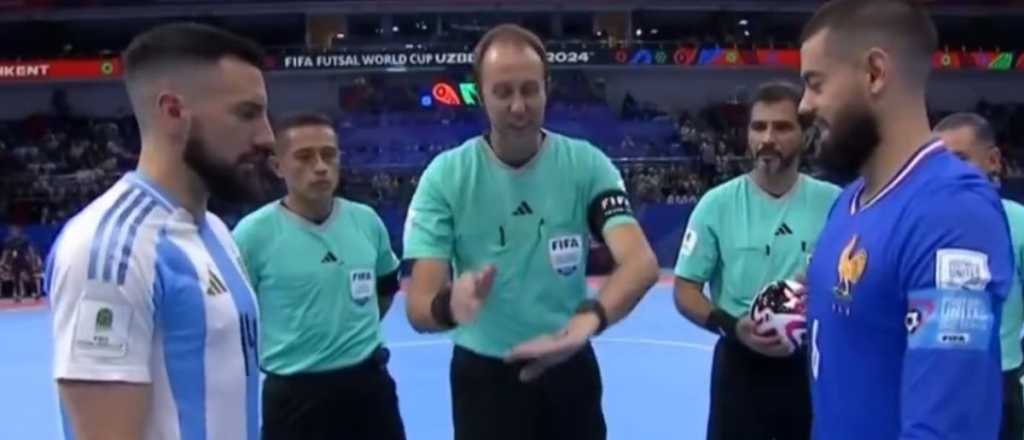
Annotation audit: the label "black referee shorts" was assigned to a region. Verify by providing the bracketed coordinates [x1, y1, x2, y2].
[261, 347, 406, 440]
[707, 337, 811, 440]
[1001, 366, 1023, 440]
[450, 343, 606, 440]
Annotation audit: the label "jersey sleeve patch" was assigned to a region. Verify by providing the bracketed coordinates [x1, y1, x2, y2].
[906, 288, 994, 351]
[680, 228, 698, 257]
[72, 298, 133, 359]
[935, 248, 991, 291]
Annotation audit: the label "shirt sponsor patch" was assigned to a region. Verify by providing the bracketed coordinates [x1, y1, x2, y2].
[680, 228, 698, 257]
[549, 234, 583, 277]
[935, 248, 991, 291]
[73, 298, 132, 358]
[906, 288, 994, 351]
[350, 269, 375, 306]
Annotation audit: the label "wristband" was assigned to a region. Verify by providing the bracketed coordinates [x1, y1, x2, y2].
[705, 308, 738, 339]
[430, 287, 457, 329]
[575, 298, 609, 335]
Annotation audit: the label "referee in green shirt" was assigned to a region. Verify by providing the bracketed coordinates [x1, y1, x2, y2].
[673, 82, 841, 440]
[403, 24, 660, 440]
[934, 112, 1024, 440]
[233, 113, 405, 440]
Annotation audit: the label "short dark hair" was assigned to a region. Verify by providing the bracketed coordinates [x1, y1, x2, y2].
[751, 81, 803, 109]
[472, 24, 549, 87]
[274, 112, 335, 135]
[800, 0, 938, 83]
[273, 112, 336, 151]
[750, 81, 807, 127]
[934, 112, 996, 147]
[123, 22, 265, 82]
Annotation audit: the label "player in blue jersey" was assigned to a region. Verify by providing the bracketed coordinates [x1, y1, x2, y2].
[48, 23, 274, 440]
[935, 112, 1024, 440]
[799, 1, 1013, 439]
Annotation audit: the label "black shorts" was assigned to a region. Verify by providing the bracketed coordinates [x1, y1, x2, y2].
[261, 347, 406, 440]
[1002, 366, 1023, 440]
[707, 337, 811, 440]
[450, 343, 606, 440]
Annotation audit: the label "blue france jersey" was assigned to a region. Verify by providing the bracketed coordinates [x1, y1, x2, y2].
[48, 172, 260, 440]
[806, 141, 1012, 440]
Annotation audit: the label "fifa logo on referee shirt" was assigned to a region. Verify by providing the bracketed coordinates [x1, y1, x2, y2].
[549, 234, 583, 277]
[834, 236, 867, 313]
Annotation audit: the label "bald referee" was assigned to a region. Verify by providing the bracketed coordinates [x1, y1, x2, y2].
[403, 24, 659, 440]
[673, 81, 840, 440]
[48, 23, 272, 440]
[935, 112, 1024, 440]
[232, 113, 405, 440]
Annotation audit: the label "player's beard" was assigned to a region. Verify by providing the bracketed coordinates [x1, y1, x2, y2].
[183, 127, 265, 205]
[815, 98, 880, 182]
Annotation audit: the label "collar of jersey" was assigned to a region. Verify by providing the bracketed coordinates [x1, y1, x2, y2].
[849, 139, 945, 215]
[747, 173, 803, 203]
[277, 197, 340, 232]
[124, 171, 179, 210]
[481, 129, 551, 174]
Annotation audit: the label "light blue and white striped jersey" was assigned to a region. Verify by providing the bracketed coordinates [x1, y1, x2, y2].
[48, 171, 260, 440]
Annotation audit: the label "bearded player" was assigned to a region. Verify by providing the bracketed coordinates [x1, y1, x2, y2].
[47, 23, 274, 440]
[800, 1, 1012, 439]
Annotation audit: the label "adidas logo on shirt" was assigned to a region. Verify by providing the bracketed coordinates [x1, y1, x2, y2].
[513, 201, 534, 216]
[321, 252, 339, 264]
[206, 269, 228, 296]
[774, 223, 794, 237]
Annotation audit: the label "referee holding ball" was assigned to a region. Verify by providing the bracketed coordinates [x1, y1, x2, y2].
[233, 113, 405, 440]
[403, 24, 660, 440]
[673, 82, 840, 440]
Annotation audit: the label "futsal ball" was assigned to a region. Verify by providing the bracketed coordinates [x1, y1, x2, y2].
[749, 279, 808, 355]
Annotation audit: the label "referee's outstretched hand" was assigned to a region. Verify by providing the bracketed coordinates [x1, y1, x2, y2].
[736, 316, 791, 358]
[504, 314, 597, 382]
[450, 265, 497, 324]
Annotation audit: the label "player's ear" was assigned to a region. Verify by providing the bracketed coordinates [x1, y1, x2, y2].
[864, 48, 889, 97]
[156, 91, 189, 137]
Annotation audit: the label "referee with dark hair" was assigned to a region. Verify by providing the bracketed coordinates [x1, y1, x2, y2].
[233, 113, 405, 440]
[403, 24, 659, 440]
[935, 112, 1024, 440]
[673, 81, 840, 440]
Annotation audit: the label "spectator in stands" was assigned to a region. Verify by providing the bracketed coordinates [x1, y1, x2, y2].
[0, 225, 43, 302]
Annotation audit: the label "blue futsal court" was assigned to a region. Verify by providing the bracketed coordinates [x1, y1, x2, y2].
[0, 282, 716, 440]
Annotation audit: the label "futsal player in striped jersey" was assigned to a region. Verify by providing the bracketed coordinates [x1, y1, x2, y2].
[47, 23, 274, 440]
[935, 112, 1024, 440]
[232, 113, 406, 439]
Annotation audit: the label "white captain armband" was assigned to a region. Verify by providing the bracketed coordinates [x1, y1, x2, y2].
[588, 189, 634, 242]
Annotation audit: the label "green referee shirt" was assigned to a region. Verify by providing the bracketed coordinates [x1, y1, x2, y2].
[1000, 199, 1024, 372]
[403, 130, 637, 358]
[232, 198, 400, 375]
[674, 174, 841, 318]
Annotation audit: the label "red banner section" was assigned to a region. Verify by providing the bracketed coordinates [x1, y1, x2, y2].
[933, 51, 1015, 71]
[0, 59, 122, 82]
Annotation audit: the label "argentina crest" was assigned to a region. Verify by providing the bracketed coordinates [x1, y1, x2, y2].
[549, 234, 583, 277]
